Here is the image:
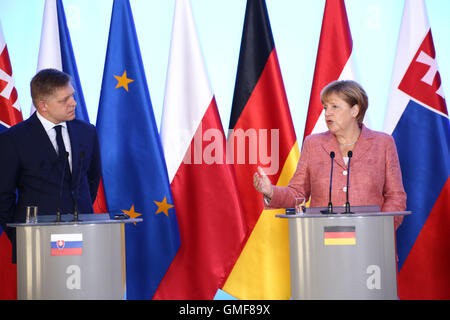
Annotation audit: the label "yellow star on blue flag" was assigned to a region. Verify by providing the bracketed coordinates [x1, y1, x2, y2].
[122, 204, 142, 225]
[95, 0, 180, 300]
[114, 70, 134, 91]
[154, 197, 174, 217]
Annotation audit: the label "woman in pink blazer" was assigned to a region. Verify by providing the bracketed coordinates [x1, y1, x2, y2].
[253, 80, 406, 229]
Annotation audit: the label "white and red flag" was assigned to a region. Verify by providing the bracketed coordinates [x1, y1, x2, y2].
[155, 0, 246, 299]
[304, 0, 364, 139]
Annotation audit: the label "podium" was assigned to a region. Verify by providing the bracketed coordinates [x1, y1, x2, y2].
[7, 213, 142, 300]
[277, 206, 410, 300]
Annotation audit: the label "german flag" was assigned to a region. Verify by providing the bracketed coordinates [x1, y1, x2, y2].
[324, 226, 356, 246]
[222, 0, 299, 299]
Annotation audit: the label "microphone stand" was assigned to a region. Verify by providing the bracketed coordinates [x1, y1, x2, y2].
[321, 151, 336, 214]
[344, 150, 353, 214]
[55, 152, 69, 222]
[72, 152, 85, 222]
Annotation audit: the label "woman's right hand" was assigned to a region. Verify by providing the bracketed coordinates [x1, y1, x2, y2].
[253, 166, 274, 199]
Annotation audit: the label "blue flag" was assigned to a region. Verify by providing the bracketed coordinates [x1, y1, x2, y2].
[96, 0, 180, 299]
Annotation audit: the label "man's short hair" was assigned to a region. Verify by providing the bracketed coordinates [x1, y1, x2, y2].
[30, 68, 72, 108]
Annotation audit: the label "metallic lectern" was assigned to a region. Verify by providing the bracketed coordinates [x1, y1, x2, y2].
[277, 206, 410, 300]
[8, 213, 141, 300]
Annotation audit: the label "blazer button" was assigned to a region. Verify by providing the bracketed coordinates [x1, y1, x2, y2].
[343, 186, 347, 192]
[343, 170, 348, 175]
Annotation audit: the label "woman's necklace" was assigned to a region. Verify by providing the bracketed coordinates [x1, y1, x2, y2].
[338, 139, 358, 147]
[338, 128, 361, 147]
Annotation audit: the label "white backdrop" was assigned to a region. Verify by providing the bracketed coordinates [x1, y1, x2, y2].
[1, 0, 449, 143]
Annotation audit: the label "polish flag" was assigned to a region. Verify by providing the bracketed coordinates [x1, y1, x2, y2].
[155, 0, 246, 299]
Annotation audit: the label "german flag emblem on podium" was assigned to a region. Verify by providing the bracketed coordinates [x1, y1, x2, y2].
[324, 226, 356, 246]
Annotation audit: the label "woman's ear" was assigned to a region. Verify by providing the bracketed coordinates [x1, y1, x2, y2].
[352, 104, 360, 118]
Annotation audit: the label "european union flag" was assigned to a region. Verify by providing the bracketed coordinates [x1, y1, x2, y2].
[96, 0, 180, 299]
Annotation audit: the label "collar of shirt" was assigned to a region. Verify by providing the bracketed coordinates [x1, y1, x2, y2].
[35, 111, 67, 133]
[35, 111, 72, 171]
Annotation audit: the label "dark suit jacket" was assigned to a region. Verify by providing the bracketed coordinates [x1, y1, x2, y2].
[0, 112, 101, 226]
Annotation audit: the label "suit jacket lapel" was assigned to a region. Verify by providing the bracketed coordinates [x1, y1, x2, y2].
[28, 112, 59, 162]
[321, 131, 347, 170]
[351, 124, 374, 164]
[67, 121, 80, 190]
[320, 124, 375, 170]
[68, 121, 90, 190]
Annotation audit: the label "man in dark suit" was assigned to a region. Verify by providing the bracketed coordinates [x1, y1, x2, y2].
[0, 69, 101, 256]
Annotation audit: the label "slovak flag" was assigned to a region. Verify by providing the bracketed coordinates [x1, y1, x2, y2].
[384, 0, 450, 299]
[51, 233, 83, 256]
[0, 20, 22, 300]
[0, 23, 21, 132]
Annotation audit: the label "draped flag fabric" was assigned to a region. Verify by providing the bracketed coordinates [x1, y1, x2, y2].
[34, 0, 89, 122]
[222, 0, 299, 299]
[304, 0, 361, 139]
[35, 0, 107, 213]
[384, 0, 450, 299]
[0, 26, 21, 133]
[156, 0, 247, 299]
[96, 0, 180, 300]
[0, 21, 21, 300]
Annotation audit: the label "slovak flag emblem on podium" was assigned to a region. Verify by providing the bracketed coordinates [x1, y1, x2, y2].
[51, 234, 83, 256]
[56, 240, 65, 249]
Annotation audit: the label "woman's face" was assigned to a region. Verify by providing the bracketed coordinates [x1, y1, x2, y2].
[323, 93, 359, 135]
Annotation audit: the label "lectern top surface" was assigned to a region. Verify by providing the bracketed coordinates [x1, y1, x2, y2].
[7, 213, 143, 227]
[276, 210, 411, 219]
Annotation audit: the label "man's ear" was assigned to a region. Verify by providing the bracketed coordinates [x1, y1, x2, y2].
[36, 100, 47, 113]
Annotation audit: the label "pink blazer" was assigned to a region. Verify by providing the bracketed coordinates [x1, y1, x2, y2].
[268, 125, 406, 215]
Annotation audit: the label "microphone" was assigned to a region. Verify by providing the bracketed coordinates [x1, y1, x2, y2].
[72, 151, 85, 222]
[344, 150, 353, 214]
[321, 151, 336, 214]
[56, 151, 69, 222]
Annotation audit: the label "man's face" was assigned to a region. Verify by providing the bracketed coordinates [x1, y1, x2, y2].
[39, 83, 77, 124]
